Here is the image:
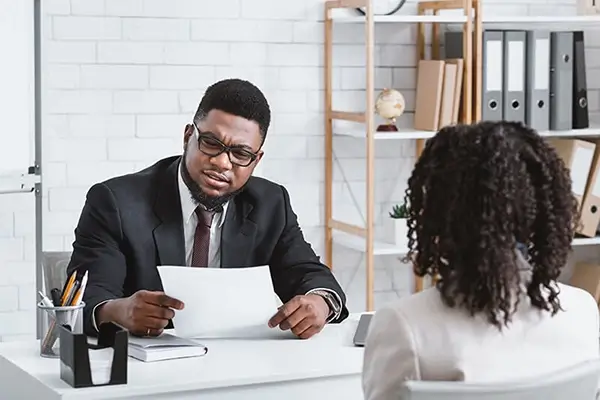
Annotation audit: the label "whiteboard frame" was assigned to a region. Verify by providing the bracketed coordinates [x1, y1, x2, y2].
[0, 0, 43, 339]
[0, 0, 42, 339]
[33, 0, 43, 340]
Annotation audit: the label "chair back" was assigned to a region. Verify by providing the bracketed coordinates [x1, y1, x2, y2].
[42, 251, 72, 293]
[399, 359, 600, 400]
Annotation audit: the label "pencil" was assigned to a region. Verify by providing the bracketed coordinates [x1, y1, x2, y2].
[60, 271, 77, 306]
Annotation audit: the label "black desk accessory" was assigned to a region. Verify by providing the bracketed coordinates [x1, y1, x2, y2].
[59, 322, 128, 388]
[353, 314, 373, 347]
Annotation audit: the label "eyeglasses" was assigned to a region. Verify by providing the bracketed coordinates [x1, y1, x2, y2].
[192, 123, 259, 167]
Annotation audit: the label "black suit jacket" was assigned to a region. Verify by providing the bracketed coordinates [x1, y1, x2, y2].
[67, 156, 349, 335]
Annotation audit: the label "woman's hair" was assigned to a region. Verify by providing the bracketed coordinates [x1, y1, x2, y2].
[404, 121, 579, 329]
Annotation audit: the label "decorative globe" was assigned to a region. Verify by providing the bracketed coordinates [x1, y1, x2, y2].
[375, 88, 405, 124]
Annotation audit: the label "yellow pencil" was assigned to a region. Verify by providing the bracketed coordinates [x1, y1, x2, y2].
[60, 272, 77, 306]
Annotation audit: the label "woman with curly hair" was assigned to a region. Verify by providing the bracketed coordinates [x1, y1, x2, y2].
[362, 121, 599, 400]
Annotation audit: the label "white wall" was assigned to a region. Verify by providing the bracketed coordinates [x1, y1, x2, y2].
[1, 0, 599, 341]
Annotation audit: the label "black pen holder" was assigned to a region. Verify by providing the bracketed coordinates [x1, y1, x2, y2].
[59, 322, 128, 388]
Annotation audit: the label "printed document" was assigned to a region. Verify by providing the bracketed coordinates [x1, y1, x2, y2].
[157, 265, 293, 339]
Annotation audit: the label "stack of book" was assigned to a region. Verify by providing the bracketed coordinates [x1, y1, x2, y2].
[414, 58, 464, 131]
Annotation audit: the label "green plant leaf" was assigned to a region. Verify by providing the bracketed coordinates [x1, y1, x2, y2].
[389, 202, 409, 218]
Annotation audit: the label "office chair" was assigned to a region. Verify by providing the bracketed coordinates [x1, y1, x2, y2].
[399, 358, 600, 400]
[41, 251, 72, 293]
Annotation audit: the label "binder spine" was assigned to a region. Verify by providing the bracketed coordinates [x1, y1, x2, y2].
[525, 30, 550, 132]
[550, 31, 574, 131]
[573, 31, 589, 129]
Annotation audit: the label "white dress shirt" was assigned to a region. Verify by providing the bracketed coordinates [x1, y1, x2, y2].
[92, 165, 342, 330]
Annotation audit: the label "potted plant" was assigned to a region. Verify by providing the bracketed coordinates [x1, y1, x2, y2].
[385, 202, 409, 247]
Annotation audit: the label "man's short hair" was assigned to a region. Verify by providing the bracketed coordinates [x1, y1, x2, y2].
[194, 78, 271, 143]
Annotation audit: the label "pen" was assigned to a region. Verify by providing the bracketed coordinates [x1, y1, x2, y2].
[38, 291, 55, 307]
[38, 291, 56, 317]
[50, 288, 61, 306]
[69, 271, 88, 327]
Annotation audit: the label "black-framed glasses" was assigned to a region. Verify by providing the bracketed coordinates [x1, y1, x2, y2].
[192, 123, 259, 167]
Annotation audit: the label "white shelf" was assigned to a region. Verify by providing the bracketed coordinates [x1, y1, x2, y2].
[573, 236, 600, 246]
[483, 15, 600, 26]
[333, 232, 408, 256]
[333, 126, 600, 140]
[334, 231, 600, 256]
[333, 15, 467, 24]
[334, 127, 436, 140]
[332, 14, 600, 27]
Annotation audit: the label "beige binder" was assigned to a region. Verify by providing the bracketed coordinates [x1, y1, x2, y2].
[414, 60, 445, 131]
[569, 262, 600, 305]
[578, 140, 600, 237]
[446, 59, 464, 124]
[438, 63, 457, 129]
[548, 139, 596, 209]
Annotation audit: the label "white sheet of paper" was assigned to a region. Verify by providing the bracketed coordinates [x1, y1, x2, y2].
[157, 265, 291, 339]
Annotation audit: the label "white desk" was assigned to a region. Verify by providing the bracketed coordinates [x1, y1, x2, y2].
[0, 314, 364, 399]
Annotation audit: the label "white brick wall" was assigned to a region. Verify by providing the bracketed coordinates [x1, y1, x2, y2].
[1, 0, 599, 341]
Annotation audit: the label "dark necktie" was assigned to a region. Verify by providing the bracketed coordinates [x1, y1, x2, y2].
[191, 208, 214, 267]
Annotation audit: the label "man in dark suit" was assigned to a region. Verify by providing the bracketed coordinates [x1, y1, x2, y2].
[67, 78, 348, 338]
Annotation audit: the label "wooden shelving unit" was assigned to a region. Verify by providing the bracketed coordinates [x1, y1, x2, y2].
[324, 0, 600, 312]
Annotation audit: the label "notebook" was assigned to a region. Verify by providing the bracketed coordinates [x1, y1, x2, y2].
[128, 332, 208, 362]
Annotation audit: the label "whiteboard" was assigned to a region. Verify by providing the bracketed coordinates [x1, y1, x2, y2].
[0, 0, 35, 177]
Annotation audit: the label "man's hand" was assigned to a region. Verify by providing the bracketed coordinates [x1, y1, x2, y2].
[268, 294, 330, 339]
[99, 290, 184, 337]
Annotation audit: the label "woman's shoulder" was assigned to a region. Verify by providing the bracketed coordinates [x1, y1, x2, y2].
[555, 282, 598, 312]
[374, 288, 447, 325]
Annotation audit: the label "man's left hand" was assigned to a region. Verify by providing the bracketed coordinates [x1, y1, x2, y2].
[268, 294, 330, 339]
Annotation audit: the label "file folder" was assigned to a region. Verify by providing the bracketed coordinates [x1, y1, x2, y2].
[579, 141, 600, 237]
[569, 262, 600, 305]
[550, 32, 574, 131]
[502, 31, 526, 123]
[525, 30, 550, 131]
[482, 31, 504, 121]
[446, 58, 464, 124]
[414, 60, 446, 131]
[573, 31, 589, 129]
[548, 138, 595, 209]
[439, 62, 458, 128]
[444, 31, 463, 59]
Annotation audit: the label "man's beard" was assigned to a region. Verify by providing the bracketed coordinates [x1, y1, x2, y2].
[180, 150, 243, 212]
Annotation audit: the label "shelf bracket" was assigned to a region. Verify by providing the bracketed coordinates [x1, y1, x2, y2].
[0, 168, 41, 195]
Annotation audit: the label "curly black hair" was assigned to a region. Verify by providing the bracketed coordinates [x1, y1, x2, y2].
[404, 120, 579, 329]
[194, 78, 271, 143]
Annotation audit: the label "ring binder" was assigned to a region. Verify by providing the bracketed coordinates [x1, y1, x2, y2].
[59, 322, 128, 388]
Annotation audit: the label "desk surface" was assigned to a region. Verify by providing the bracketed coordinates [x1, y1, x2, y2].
[0, 314, 364, 399]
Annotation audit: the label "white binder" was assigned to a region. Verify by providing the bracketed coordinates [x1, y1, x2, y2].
[482, 31, 503, 121]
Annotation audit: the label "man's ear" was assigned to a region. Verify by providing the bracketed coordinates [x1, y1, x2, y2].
[255, 150, 264, 165]
[183, 124, 193, 151]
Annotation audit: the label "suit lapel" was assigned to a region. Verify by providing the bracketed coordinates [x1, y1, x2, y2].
[221, 195, 257, 268]
[152, 158, 186, 267]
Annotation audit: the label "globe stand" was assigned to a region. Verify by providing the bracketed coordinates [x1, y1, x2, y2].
[376, 123, 399, 132]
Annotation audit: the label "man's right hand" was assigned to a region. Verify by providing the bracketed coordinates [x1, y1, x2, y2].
[98, 290, 184, 337]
